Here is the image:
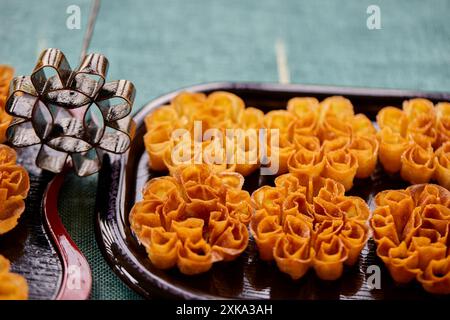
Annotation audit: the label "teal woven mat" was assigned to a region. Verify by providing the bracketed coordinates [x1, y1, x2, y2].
[1, 0, 450, 299]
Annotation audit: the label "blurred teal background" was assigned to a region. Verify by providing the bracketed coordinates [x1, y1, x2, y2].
[1, 0, 449, 299]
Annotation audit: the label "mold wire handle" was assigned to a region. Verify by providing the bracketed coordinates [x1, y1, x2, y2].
[71, 0, 101, 121]
[80, 0, 101, 63]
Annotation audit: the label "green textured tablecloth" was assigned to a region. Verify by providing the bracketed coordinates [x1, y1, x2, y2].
[1, 0, 450, 299]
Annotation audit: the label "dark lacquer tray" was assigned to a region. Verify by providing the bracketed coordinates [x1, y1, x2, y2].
[0, 146, 92, 300]
[95, 82, 450, 300]
[0, 149, 61, 300]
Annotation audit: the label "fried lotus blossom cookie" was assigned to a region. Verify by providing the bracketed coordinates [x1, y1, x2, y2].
[377, 127, 409, 174]
[0, 255, 28, 300]
[319, 115, 353, 142]
[376, 106, 408, 136]
[0, 144, 30, 235]
[264, 110, 297, 174]
[143, 91, 264, 176]
[352, 114, 377, 138]
[0, 65, 13, 96]
[400, 144, 436, 184]
[250, 173, 370, 280]
[161, 138, 237, 176]
[403, 98, 435, 122]
[323, 148, 358, 191]
[287, 136, 324, 178]
[370, 184, 450, 294]
[144, 92, 378, 187]
[435, 142, 450, 189]
[319, 96, 355, 121]
[287, 97, 320, 136]
[129, 164, 252, 275]
[349, 135, 379, 178]
[0, 96, 12, 143]
[0, 65, 14, 142]
[376, 98, 450, 188]
[282, 96, 378, 189]
[436, 102, 450, 147]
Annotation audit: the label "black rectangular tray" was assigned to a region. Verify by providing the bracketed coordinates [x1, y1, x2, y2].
[95, 82, 450, 300]
[0, 148, 62, 300]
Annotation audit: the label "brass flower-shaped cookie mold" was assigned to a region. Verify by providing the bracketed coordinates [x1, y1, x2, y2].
[377, 99, 450, 188]
[250, 173, 370, 280]
[371, 184, 450, 294]
[129, 164, 253, 275]
[5, 49, 135, 176]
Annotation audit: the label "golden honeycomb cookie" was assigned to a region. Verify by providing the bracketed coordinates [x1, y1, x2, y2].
[144, 92, 263, 177]
[130, 164, 252, 275]
[0, 144, 30, 235]
[0, 66, 14, 143]
[436, 102, 450, 146]
[349, 135, 379, 178]
[143, 92, 378, 190]
[251, 173, 369, 280]
[435, 142, 450, 189]
[371, 184, 450, 294]
[376, 98, 450, 188]
[284, 96, 378, 189]
[0, 65, 13, 95]
[0, 255, 28, 300]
